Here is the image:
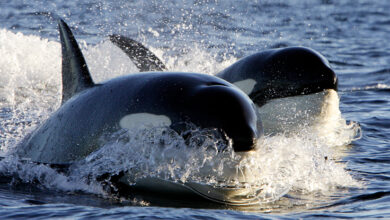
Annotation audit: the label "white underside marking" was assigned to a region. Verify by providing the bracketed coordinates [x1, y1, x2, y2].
[122, 176, 262, 205]
[233, 79, 257, 95]
[257, 89, 341, 135]
[119, 150, 260, 205]
[119, 113, 172, 130]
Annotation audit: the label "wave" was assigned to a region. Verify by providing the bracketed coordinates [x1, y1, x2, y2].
[348, 83, 390, 92]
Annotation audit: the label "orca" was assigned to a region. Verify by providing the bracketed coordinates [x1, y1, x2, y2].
[109, 35, 339, 134]
[15, 20, 264, 205]
[216, 47, 337, 105]
[217, 47, 339, 134]
[17, 20, 262, 163]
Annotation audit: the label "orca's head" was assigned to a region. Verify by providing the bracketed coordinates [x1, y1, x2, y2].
[181, 81, 263, 152]
[235, 47, 338, 107]
[122, 73, 262, 153]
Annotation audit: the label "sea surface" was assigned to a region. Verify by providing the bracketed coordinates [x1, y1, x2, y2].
[0, 0, 389, 219]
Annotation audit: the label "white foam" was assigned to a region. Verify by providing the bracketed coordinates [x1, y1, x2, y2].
[0, 29, 61, 153]
[152, 43, 237, 74]
[83, 40, 138, 82]
[0, 155, 105, 195]
[69, 121, 361, 204]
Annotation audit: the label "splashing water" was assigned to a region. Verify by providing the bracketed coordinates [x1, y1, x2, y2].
[0, 30, 362, 205]
[0, 29, 61, 151]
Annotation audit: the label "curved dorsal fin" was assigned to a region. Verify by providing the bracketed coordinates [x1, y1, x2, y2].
[109, 34, 166, 72]
[58, 19, 94, 104]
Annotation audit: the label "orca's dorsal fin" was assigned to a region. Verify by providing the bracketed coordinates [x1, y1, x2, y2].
[109, 34, 166, 72]
[58, 19, 94, 104]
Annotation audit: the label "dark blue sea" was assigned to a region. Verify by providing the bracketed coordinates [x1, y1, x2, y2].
[0, 0, 389, 219]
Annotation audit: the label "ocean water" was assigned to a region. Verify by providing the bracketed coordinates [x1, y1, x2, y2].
[0, 0, 389, 219]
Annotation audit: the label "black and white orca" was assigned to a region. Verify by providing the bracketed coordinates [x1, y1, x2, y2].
[217, 47, 339, 134]
[18, 20, 262, 163]
[15, 20, 263, 205]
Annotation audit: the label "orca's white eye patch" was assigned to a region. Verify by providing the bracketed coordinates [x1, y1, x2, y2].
[233, 79, 257, 95]
[119, 113, 172, 130]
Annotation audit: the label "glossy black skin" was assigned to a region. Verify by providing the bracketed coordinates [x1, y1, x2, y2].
[108, 36, 337, 107]
[18, 72, 262, 164]
[217, 47, 338, 106]
[110, 35, 166, 72]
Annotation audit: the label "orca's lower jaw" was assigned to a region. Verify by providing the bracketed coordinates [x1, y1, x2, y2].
[257, 89, 340, 135]
[118, 150, 262, 205]
[119, 176, 263, 206]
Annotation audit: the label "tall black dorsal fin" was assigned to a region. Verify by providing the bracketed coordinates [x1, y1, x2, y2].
[109, 34, 166, 72]
[58, 19, 94, 104]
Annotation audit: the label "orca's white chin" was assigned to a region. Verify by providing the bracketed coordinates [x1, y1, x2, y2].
[119, 151, 263, 205]
[122, 177, 263, 205]
[122, 179, 263, 205]
[183, 151, 263, 205]
[257, 89, 340, 135]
